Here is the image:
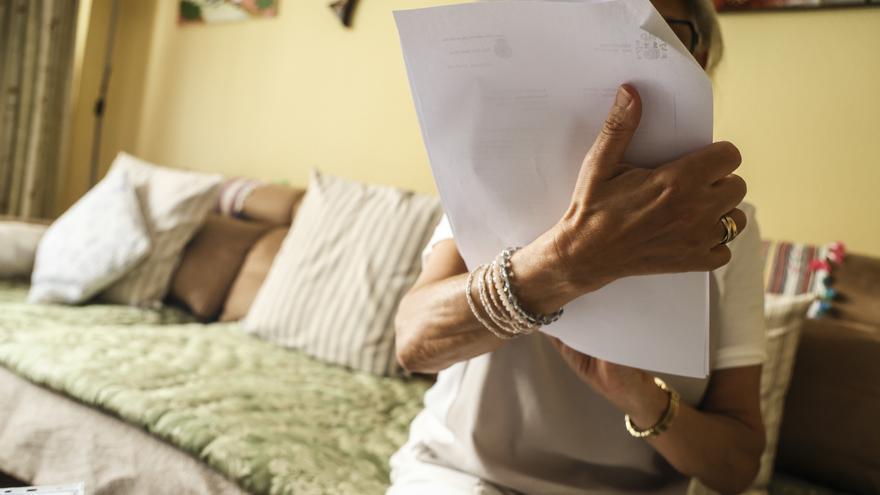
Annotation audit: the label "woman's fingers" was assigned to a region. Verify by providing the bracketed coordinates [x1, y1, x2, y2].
[712, 174, 747, 214]
[668, 141, 742, 185]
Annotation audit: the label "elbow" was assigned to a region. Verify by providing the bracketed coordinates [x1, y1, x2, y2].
[395, 330, 435, 374]
[394, 308, 429, 374]
[395, 334, 419, 374]
[720, 452, 762, 495]
[714, 429, 766, 495]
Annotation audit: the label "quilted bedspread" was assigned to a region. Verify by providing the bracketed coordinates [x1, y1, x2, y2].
[0, 281, 430, 494]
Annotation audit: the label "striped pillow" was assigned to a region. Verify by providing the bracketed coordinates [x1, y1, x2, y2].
[243, 171, 441, 376]
[761, 240, 829, 295]
[752, 293, 815, 490]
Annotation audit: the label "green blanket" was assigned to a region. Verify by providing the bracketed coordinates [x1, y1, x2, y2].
[0, 281, 430, 494]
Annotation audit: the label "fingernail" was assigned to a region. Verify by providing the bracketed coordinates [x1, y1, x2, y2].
[615, 85, 633, 109]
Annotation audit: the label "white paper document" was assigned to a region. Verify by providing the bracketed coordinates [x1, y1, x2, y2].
[395, 0, 713, 377]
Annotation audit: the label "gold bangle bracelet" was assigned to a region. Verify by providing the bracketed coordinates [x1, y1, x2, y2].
[624, 377, 680, 438]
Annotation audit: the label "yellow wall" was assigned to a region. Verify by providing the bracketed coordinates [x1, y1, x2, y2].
[714, 9, 880, 256]
[67, 1, 880, 256]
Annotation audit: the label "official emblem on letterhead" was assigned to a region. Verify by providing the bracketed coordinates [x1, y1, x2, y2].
[635, 32, 667, 60]
[494, 38, 513, 59]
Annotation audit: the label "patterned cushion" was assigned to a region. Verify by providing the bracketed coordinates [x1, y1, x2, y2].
[100, 153, 222, 307]
[28, 169, 152, 304]
[761, 241, 828, 296]
[243, 171, 441, 376]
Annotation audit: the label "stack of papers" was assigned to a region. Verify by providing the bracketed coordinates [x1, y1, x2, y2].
[395, 0, 713, 377]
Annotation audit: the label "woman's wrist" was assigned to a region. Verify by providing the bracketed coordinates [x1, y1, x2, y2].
[510, 228, 614, 316]
[508, 234, 580, 315]
[615, 376, 670, 431]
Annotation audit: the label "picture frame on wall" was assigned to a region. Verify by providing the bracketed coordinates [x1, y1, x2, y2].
[179, 0, 279, 24]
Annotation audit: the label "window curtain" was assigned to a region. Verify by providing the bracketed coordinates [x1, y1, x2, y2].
[0, 0, 78, 219]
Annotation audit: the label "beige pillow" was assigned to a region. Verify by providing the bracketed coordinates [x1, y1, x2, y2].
[220, 226, 289, 322]
[240, 183, 306, 225]
[100, 153, 222, 307]
[689, 293, 814, 495]
[168, 214, 272, 320]
[243, 171, 441, 376]
[0, 221, 48, 279]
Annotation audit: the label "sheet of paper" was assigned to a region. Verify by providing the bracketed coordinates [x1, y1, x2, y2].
[395, 0, 713, 377]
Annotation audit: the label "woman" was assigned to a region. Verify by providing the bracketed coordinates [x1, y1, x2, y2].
[388, 0, 766, 494]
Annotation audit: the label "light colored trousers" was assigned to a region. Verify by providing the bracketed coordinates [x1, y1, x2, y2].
[387, 443, 520, 495]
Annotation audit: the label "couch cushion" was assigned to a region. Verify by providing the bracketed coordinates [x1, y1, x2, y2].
[0, 221, 48, 279]
[220, 226, 289, 322]
[240, 183, 306, 226]
[829, 253, 880, 329]
[242, 171, 441, 376]
[100, 152, 223, 307]
[775, 318, 880, 494]
[169, 214, 272, 321]
[29, 168, 152, 304]
[0, 215, 52, 225]
[762, 241, 828, 296]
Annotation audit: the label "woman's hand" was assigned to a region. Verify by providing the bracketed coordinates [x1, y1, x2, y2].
[559, 84, 747, 282]
[547, 336, 669, 427]
[513, 84, 747, 314]
[548, 333, 766, 493]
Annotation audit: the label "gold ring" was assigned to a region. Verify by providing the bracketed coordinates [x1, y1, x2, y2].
[719, 214, 738, 245]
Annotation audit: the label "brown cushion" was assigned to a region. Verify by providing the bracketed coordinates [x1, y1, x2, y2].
[775, 318, 880, 494]
[240, 184, 305, 226]
[219, 226, 289, 322]
[168, 215, 272, 321]
[831, 253, 880, 328]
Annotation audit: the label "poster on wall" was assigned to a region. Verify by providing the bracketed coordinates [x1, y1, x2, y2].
[179, 0, 279, 24]
[716, 0, 877, 11]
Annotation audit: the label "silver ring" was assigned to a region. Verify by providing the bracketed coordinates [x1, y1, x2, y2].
[719, 214, 738, 245]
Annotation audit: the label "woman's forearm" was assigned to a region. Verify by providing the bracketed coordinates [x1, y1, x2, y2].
[619, 375, 765, 494]
[394, 272, 503, 373]
[394, 237, 582, 374]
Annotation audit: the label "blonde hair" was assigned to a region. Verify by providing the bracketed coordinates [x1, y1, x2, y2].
[691, 0, 723, 72]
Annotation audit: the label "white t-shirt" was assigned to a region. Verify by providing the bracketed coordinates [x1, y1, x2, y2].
[395, 203, 766, 494]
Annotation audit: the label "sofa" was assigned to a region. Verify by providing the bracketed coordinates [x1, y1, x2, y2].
[0, 176, 877, 495]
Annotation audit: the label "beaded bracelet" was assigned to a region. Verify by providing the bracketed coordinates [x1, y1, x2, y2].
[466, 265, 515, 340]
[496, 247, 564, 327]
[464, 247, 565, 340]
[490, 260, 539, 333]
[477, 265, 520, 338]
[482, 263, 533, 336]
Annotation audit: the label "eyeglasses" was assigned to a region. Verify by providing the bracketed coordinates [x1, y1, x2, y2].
[664, 18, 701, 54]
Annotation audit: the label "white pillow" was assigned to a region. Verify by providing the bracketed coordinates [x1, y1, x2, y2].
[0, 222, 48, 279]
[688, 293, 814, 495]
[100, 152, 223, 307]
[28, 168, 152, 304]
